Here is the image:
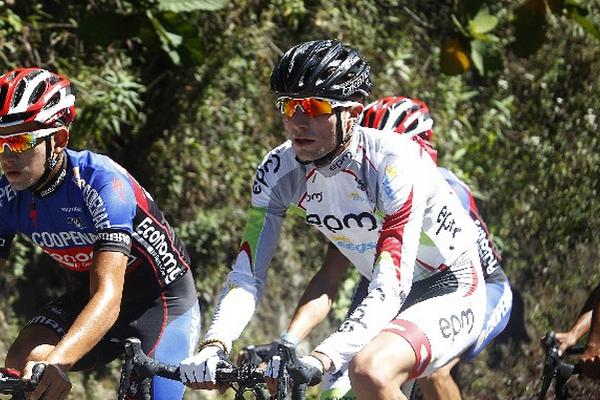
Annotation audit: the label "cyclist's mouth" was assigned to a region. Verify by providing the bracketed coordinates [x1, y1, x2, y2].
[293, 138, 316, 147]
[4, 170, 21, 180]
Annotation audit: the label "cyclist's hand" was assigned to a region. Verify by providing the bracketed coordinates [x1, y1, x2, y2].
[554, 331, 578, 356]
[288, 355, 324, 386]
[24, 361, 71, 400]
[580, 344, 600, 380]
[180, 346, 231, 390]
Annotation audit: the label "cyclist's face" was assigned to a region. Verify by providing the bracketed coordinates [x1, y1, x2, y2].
[0, 122, 53, 191]
[283, 109, 339, 163]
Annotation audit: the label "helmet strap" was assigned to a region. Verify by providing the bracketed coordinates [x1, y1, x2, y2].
[32, 136, 62, 192]
[310, 109, 351, 168]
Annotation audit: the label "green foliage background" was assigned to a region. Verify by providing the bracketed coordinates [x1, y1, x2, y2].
[0, 0, 599, 398]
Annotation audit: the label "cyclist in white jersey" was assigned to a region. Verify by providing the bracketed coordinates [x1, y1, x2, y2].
[285, 96, 511, 400]
[180, 40, 486, 399]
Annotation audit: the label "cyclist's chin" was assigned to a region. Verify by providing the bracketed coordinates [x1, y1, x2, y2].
[5, 174, 33, 191]
[294, 147, 331, 164]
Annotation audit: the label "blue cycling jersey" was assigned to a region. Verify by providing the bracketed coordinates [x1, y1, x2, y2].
[0, 148, 200, 400]
[0, 148, 190, 287]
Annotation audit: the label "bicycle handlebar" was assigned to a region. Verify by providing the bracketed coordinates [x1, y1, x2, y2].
[123, 338, 180, 381]
[0, 364, 45, 399]
[538, 330, 584, 400]
[119, 337, 313, 400]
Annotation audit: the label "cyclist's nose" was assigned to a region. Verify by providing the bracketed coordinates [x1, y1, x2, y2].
[0, 148, 18, 165]
[286, 110, 310, 129]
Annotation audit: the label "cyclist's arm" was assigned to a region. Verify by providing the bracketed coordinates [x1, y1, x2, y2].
[556, 282, 600, 352]
[45, 250, 127, 368]
[584, 282, 600, 348]
[203, 145, 300, 350]
[203, 206, 285, 350]
[285, 243, 351, 342]
[580, 284, 600, 379]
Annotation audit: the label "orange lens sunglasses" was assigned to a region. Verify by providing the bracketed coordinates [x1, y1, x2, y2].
[277, 97, 359, 118]
[0, 128, 58, 154]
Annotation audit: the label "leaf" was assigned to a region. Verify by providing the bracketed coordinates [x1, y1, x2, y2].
[146, 10, 183, 64]
[157, 0, 228, 13]
[4, 9, 23, 32]
[471, 40, 485, 75]
[471, 40, 503, 75]
[468, 8, 498, 35]
[568, 6, 600, 42]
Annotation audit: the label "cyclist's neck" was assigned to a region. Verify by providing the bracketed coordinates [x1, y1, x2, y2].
[32, 151, 68, 198]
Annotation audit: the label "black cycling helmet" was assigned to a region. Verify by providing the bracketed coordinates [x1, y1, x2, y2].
[271, 40, 372, 101]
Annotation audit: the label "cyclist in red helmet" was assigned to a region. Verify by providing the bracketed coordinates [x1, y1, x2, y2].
[356, 96, 512, 399]
[0, 68, 200, 400]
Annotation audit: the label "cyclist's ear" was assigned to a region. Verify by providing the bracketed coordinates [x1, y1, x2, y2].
[349, 104, 364, 117]
[54, 127, 69, 151]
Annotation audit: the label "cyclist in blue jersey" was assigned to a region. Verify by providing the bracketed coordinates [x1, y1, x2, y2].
[181, 40, 487, 400]
[0, 68, 200, 400]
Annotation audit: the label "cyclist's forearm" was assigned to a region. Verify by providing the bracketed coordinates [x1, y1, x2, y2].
[567, 282, 600, 341]
[46, 251, 126, 369]
[47, 281, 121, 369]
[586, 294, 600, 349]
[287, 285, 335, 342]
[287, 244, 351, 341]
[205, 285, 257, 350]
[567, 310, 592, 341]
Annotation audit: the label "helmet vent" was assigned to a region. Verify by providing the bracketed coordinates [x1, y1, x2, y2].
[12, 80, 26, 107]
[0, 111, 34, 124]
[0, 85, 7, 110]
[30, 81, 47, 104]
[392, 112, 408, 128]
[43, 92, 60, 110]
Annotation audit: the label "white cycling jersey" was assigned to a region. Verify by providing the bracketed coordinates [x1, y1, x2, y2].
[206, 125, 485, 374]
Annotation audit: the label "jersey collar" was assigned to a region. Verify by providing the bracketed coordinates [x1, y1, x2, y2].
[316, 133, 358, 178]
[33, 152, 68, 198]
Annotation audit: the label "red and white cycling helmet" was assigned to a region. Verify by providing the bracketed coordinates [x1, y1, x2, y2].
[0, 67, 75, 128]
[358, 96, 433, 140]
[358, 96, 437, 162]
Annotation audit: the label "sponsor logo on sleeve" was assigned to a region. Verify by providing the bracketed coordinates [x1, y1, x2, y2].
[133, 216, 185, 285]
[44, 247, 95, 271]
[97, 231, 131, 246]
[253, 152, 281, 195]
